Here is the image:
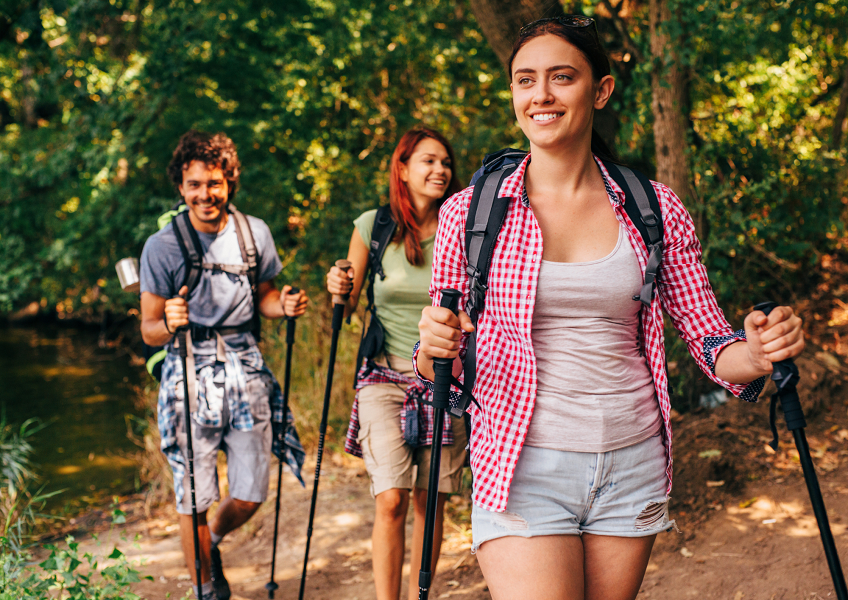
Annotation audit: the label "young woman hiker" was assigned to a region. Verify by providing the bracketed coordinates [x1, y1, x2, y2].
[325, 127, 466, 600]
[414, 17, 805, 600]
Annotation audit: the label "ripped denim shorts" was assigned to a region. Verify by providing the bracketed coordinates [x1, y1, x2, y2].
[471, 434, 678, 552]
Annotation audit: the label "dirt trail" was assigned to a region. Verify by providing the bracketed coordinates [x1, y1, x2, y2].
[62, 358, 848, 600]
[74, 457, 488, 600]
[67, 454, 848, 600]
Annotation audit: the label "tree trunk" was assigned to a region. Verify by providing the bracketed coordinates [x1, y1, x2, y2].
[649, 0, 700, 232]
[466, 0, 564, 68]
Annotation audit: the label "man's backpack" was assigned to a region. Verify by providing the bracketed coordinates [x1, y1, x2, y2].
[144, 203, 260, 380]
[451, 148, 665, 416]
[353, 204, 397, 385]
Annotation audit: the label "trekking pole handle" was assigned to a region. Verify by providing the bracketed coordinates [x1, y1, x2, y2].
[286, 287, 300, 346]
[432, 289, 462, 411]
[754, 301, 804, 442]
[753, 301, 800, 376]
[754, 301, 778, 317]
[439, 289, 462, 314]
[332, 260, 352, 305]
[285, 287, 301, 318]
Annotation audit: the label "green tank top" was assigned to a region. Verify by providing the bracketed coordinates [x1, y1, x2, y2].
[354, 209, 434, 361]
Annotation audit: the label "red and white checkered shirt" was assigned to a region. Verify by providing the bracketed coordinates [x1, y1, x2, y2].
[413, 154, 764, 513]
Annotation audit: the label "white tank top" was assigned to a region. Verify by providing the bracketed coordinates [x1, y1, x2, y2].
[525, 225, 662, 453]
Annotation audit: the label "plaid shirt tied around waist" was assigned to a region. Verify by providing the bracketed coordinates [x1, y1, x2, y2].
[158, 346, 305, 506]
[344, 361, 454, 458]
[413, 153, 766, 513]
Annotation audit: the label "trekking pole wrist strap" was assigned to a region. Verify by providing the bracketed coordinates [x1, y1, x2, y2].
[164, 313, 175, 335]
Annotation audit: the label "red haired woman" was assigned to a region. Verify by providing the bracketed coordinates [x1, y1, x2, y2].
[326, 127, 465, 600]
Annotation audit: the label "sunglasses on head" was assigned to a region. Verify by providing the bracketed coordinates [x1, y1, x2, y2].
[519, 15, 599, 40]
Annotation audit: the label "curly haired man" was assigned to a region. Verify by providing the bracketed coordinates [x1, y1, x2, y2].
[139, 131, 308, 600]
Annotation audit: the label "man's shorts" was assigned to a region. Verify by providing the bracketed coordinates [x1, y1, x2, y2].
[471, 433, 677, 552]
[356, 356, 468, 497]
[170, 373, 273, 515]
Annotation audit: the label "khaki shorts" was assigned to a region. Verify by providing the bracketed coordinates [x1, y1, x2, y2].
[357, 356, 467, 497]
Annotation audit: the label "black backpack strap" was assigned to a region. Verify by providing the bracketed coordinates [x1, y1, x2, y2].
[368, 205, 397, 283]
[354, 205, 397, 385]
[464, 165, 517, 319]
[171, 210, 204, 295]
[453, 165, 515, 417]
[603, 161, 664, 307]
[469, 148, 529, 187]
[364, 205, 397, 318]
[229, 206, 261, 340]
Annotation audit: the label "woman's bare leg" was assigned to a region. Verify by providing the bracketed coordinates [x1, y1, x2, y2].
[476, 535, 585, 600]
[373, 488, 411, 600]
[408, 488, 447, 600]
[583, 534, 656, 600]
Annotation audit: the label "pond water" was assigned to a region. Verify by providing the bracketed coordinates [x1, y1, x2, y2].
[0, 324, 147, 514]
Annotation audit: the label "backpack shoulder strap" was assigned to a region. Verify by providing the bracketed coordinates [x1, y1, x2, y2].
[602, 161, 664, 306]
[364, 205, 397, 313]
[464, 164, 516, 319]
[171, 210, 204, 295]
[452, 164, 515, 418]
[229, 206, 262, 340]
[354, 205, 397, 384]
[368, 205, 398, 282]
[229, 206, 259, 279]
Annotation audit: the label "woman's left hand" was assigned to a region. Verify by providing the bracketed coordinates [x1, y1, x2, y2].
[743, 306, 805, 372]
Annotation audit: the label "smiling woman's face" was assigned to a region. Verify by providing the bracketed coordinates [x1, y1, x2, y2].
[399, 137, 453, 205]
[510, 34, 612, 153]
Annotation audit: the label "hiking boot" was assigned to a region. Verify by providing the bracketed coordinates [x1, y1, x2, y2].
[209, 545, 231, 600]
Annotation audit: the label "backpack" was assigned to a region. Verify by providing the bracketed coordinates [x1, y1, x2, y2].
[451, 148, 664, 416]
[143, 203, 260, 380]
[353, 204, 397, 385]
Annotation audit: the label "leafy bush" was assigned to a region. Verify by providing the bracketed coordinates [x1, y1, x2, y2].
[0, 414, 151, 599]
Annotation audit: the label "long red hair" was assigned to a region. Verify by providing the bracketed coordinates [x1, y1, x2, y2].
[388, 127, 462, 266]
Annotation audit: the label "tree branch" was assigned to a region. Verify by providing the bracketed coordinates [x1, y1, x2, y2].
[598, 0, 643, 62]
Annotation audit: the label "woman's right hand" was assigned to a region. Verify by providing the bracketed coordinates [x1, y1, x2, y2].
[326, 263, 355, 297]
[416, 305, 474, 380]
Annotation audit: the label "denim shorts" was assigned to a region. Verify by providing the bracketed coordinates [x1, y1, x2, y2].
[471, 434, 677, 552]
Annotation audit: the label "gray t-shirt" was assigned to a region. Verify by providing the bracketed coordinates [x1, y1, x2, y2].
[140, 212, 282, 355]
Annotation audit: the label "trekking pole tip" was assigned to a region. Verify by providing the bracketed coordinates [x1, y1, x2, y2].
[265, 581, 279, 598]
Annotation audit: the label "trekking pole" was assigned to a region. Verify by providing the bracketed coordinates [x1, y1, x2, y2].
[419, 288, 462, 600]
[266, 287, 300, 599]
[178, 327, 203, 594]
[298, 260, 351, 600]
[755, 301, 847, 600]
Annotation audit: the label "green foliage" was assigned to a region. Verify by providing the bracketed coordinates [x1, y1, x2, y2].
[0, 414, 49, 555]
[0, 413, 150, 599]
[1, 535, 149, 600]
[2, 0, 847, 407]
[1, 0, 519, 319]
